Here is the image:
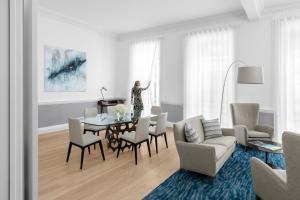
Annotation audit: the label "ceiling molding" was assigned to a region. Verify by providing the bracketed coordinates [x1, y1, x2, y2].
[38, 6, 118, 38]
[118, 1, 300, 40]
[117, 10, 247, 40]
[240, 0, 264, 21]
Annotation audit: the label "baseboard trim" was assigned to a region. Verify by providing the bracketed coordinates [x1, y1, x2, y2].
[38, 123, 68, 134]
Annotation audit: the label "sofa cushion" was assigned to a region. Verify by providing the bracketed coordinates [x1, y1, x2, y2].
[201, 118, 222, 139]
[184, 123, 201, 144]
[204, 136, 236, 149]
[202, 144, 227, 161]
[248, 130, 270, 138]
[173, 116, 205, 143]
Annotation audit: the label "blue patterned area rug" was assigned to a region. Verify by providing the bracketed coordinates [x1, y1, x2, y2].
[144, 145, 285, 200]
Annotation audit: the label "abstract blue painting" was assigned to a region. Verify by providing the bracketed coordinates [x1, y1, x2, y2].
[44, 46, 87, 92]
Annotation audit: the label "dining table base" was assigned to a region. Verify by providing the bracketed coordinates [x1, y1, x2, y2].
[106, 121, 137, 152]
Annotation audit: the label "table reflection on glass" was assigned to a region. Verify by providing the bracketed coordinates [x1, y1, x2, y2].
[82, 113, 154, 152]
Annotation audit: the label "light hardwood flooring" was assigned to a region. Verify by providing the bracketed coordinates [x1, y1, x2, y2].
[39, 128, 179, 200]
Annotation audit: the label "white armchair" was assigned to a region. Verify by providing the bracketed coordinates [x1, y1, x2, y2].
[230, 103, 273, 147]
[251, 131, 300, 200]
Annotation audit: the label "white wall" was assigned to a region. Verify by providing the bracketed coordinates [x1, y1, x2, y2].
[38, 16, 117, 104]
[115, 8, 300, 110]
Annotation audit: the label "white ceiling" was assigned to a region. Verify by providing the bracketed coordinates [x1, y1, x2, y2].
[39, 0, 300, 35]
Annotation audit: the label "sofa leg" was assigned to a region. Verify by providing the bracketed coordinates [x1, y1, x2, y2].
[208, 176, 215, 185]
[244, 146, 248, 151]
[255, 195, 261, 200]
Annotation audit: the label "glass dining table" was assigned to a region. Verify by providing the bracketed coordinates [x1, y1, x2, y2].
[81, 113, 155, 152]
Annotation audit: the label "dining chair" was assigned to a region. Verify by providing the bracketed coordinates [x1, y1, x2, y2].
[149, 113, 168, 154]
[116, 117, 151, 165]
[150, 106, 162, 126]
[84, 107, 107, 148]
[66, 118, 105, 169]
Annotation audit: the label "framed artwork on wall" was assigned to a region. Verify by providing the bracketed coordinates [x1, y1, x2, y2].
[44, 46, 87, 92]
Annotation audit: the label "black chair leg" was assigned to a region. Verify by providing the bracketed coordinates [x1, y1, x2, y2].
[150, 135, 153, 144]
[138, 144, 141, 148]
[80, 147, 85, 170]
[99, 141, 105, 160]
[93, 131, 96, 149]
[155, 136, 158, 154]
[134, 145, 137, 165]
[116, 139, 122, 158]
[88, 146, 91, 155]
[66, 142, 72, 162]
[97, 131, 99, 136]
[164, 133, 168, 148]
[146, 140, 151, 157]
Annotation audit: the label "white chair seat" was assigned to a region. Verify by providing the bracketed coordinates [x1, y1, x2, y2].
[84, 124, 106, 132]
[248, 130, 270, 138]
[75, 133, 101, 146]
[120, 131, 136, 143]
[149, 126, 156, 134]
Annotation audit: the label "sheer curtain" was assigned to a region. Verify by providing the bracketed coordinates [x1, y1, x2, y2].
[184, 28, 235, 127]
[129, 39, 160, 114]
[273, 18, 300, 141]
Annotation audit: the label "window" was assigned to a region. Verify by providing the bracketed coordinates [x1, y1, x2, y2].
[129, 39, 160, 114]
[184, 28, 235, 127]
[274, 18, 300, 141]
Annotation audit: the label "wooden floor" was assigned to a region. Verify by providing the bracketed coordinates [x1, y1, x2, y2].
[39, 128, 179, 200]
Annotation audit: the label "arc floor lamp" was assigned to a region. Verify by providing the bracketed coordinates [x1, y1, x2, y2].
[219, 60, 264, 125]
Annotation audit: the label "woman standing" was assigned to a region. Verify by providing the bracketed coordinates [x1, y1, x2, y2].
[131, 80, 151, 119]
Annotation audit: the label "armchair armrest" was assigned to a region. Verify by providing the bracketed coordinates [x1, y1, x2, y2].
[221, 128, 234, 136]
[175, 141, 216, 176]
[234, 125, 248, 146]
[255, 125, 274, 137]
[250, 157, 287, 199]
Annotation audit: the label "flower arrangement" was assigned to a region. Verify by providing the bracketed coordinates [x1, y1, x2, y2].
[114, 104, 127, 115]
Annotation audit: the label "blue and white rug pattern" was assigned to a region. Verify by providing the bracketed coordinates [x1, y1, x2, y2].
[144, 145, 285, 200]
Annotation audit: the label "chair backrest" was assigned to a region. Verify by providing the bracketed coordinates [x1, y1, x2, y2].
[155, 112, 168, 134]
[68, 118, 83, 145]
[134, 117, 150, 142]
[230, 103, 259, 130]
[84, 107, 98, 118]
[282, 131, 300, 198]
[151, 106, 162, 115]
[173, 115, 205, 143]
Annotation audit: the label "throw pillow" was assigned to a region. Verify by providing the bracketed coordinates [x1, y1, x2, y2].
[184, 123, 201, 144]
[201, 118, 222, 139]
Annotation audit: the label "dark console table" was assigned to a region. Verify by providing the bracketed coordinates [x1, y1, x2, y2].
[98, 98, 126, 113]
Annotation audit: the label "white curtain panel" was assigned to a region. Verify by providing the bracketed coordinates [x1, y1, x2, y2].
[273, 17, 300, 141]
[184, 28, 235, 127]
[129, 39, 160, 114]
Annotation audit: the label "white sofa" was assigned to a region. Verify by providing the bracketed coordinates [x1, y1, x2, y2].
[173, 115, 236, 177]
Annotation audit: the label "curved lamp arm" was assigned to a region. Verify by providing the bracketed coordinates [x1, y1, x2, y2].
[219, 60, 247, 125]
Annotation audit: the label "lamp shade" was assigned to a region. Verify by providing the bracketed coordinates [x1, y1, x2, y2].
[237, 66, 264, 84]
